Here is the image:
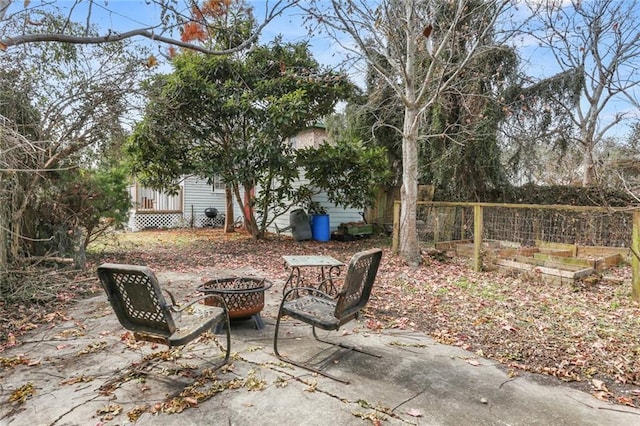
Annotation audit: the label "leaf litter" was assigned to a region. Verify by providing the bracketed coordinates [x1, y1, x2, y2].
[1, 227, 640, 409]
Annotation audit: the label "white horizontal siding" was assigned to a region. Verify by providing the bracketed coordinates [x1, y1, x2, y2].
[183, 176, 244, 222]
[266, 172, 362, 235]
[128, 176, 245, 231]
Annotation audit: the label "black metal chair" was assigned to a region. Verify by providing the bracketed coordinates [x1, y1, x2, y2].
[97, 263, 231, 369]
[273, 248, 383, 383]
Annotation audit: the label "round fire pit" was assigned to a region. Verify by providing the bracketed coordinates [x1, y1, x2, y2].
[198, 277, 272, 329]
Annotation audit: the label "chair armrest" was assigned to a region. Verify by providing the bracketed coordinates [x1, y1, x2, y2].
[282, 286, 333, 302]
[163, 289, 178, 306]
[170, 294, 228, 315]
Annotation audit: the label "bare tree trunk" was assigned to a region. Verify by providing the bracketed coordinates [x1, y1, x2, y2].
[399, 2, 422, 266]
[582, 145, 595, 186]
[0, 186, 8, 298]
[400, 105, 421, 266]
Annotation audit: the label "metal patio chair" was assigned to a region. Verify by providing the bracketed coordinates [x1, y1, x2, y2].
[273, 248, 383, 383]
[97, 263, 231, 369]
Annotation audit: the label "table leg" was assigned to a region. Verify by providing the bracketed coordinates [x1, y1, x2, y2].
[283, 265, 302, 295]
[318, 265, 342, 296]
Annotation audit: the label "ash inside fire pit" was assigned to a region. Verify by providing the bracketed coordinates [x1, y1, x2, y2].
[198, 277, 272, 330]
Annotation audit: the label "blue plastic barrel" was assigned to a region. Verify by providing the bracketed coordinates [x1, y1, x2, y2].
[311, 214, 330, 242]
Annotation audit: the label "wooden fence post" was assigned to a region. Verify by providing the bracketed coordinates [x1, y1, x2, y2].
[633, 210, 640, 301]
[392, 200, 400, 255]
[474, 204, 483, 272]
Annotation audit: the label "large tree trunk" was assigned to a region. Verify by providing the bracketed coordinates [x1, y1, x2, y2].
[400, 105, 421, 266]
[582, 144, 595, 186]
[398, 1, 422, 266]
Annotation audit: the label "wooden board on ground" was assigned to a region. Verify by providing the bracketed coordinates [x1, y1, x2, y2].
[538, 249, 574, 257]
[495, 258, 594, 280]
[511, 255, 592, 272]
[435, 240, 472, 250]
[498, 247, 539, 258]
[577, 245, 630, 261]
[536, 241, 577, 256]
[594, 254, 623, 270]
[456, 243, 475, 257]
[533, 253, 594, 268]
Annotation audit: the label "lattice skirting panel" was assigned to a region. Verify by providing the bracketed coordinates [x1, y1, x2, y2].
[195, 214, 226, 228]
[129, 213, 226, 231]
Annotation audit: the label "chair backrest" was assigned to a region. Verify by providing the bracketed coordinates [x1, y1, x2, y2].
[97, 263, 175, 338]
[334, 248, 383, 320]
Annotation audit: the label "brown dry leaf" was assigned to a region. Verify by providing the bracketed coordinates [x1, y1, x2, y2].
[592, 379, 608, 391]
[60, 375, 94, 385]
[26, 358, 40, 366]
[592, 390, 611, 401]
[127, 405, 149, 422]
[4, 229, 640, 409]
[6, 333, 17, 347]
[9, 382, 35, 404]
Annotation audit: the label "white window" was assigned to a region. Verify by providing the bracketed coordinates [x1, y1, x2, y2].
[212, 175, 225, 192]
[288, 136, 297, 149]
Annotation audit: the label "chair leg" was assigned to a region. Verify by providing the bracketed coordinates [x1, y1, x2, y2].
[208, 305, 232, 369]
[274, 304, 348, 383]
[274, 316, 350, 383]
[274, 307, 379, 384]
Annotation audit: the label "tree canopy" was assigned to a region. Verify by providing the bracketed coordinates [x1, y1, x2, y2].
[127, 37, 354, 238]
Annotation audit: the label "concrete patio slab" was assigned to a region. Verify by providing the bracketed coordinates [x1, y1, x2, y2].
[1, 269, 639, 426]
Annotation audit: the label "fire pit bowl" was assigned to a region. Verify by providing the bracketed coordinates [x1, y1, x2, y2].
[198, 277, 272, 329]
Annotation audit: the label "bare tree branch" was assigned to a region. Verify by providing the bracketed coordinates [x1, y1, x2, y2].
[0, 0, 298, 55]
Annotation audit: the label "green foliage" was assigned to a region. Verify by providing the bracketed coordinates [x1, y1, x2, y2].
[418, 5, 519, 201]
[296, 137, 390, 210]
[127, 35, 354, 238]
[500, 68, 583, 183]
[500, 184, 635, 207]
[35, 165, 131, 255]
[0, 17, 148, 271]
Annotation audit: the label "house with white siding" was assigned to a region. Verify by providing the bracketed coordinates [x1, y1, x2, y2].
[127, 125, 363, 235]
[127, 175, 242, 231]
[270, 125, 363, 235]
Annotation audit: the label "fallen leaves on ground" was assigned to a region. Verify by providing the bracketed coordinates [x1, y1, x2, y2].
[2, 227, 640, 408]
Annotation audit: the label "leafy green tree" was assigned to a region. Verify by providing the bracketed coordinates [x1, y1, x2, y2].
[421, 34, 518, 201]
[35, 165, 130, 268]
[127, 37, 353, 239]
[499, 69, 583, 186]
[296, 134, 391, 212]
